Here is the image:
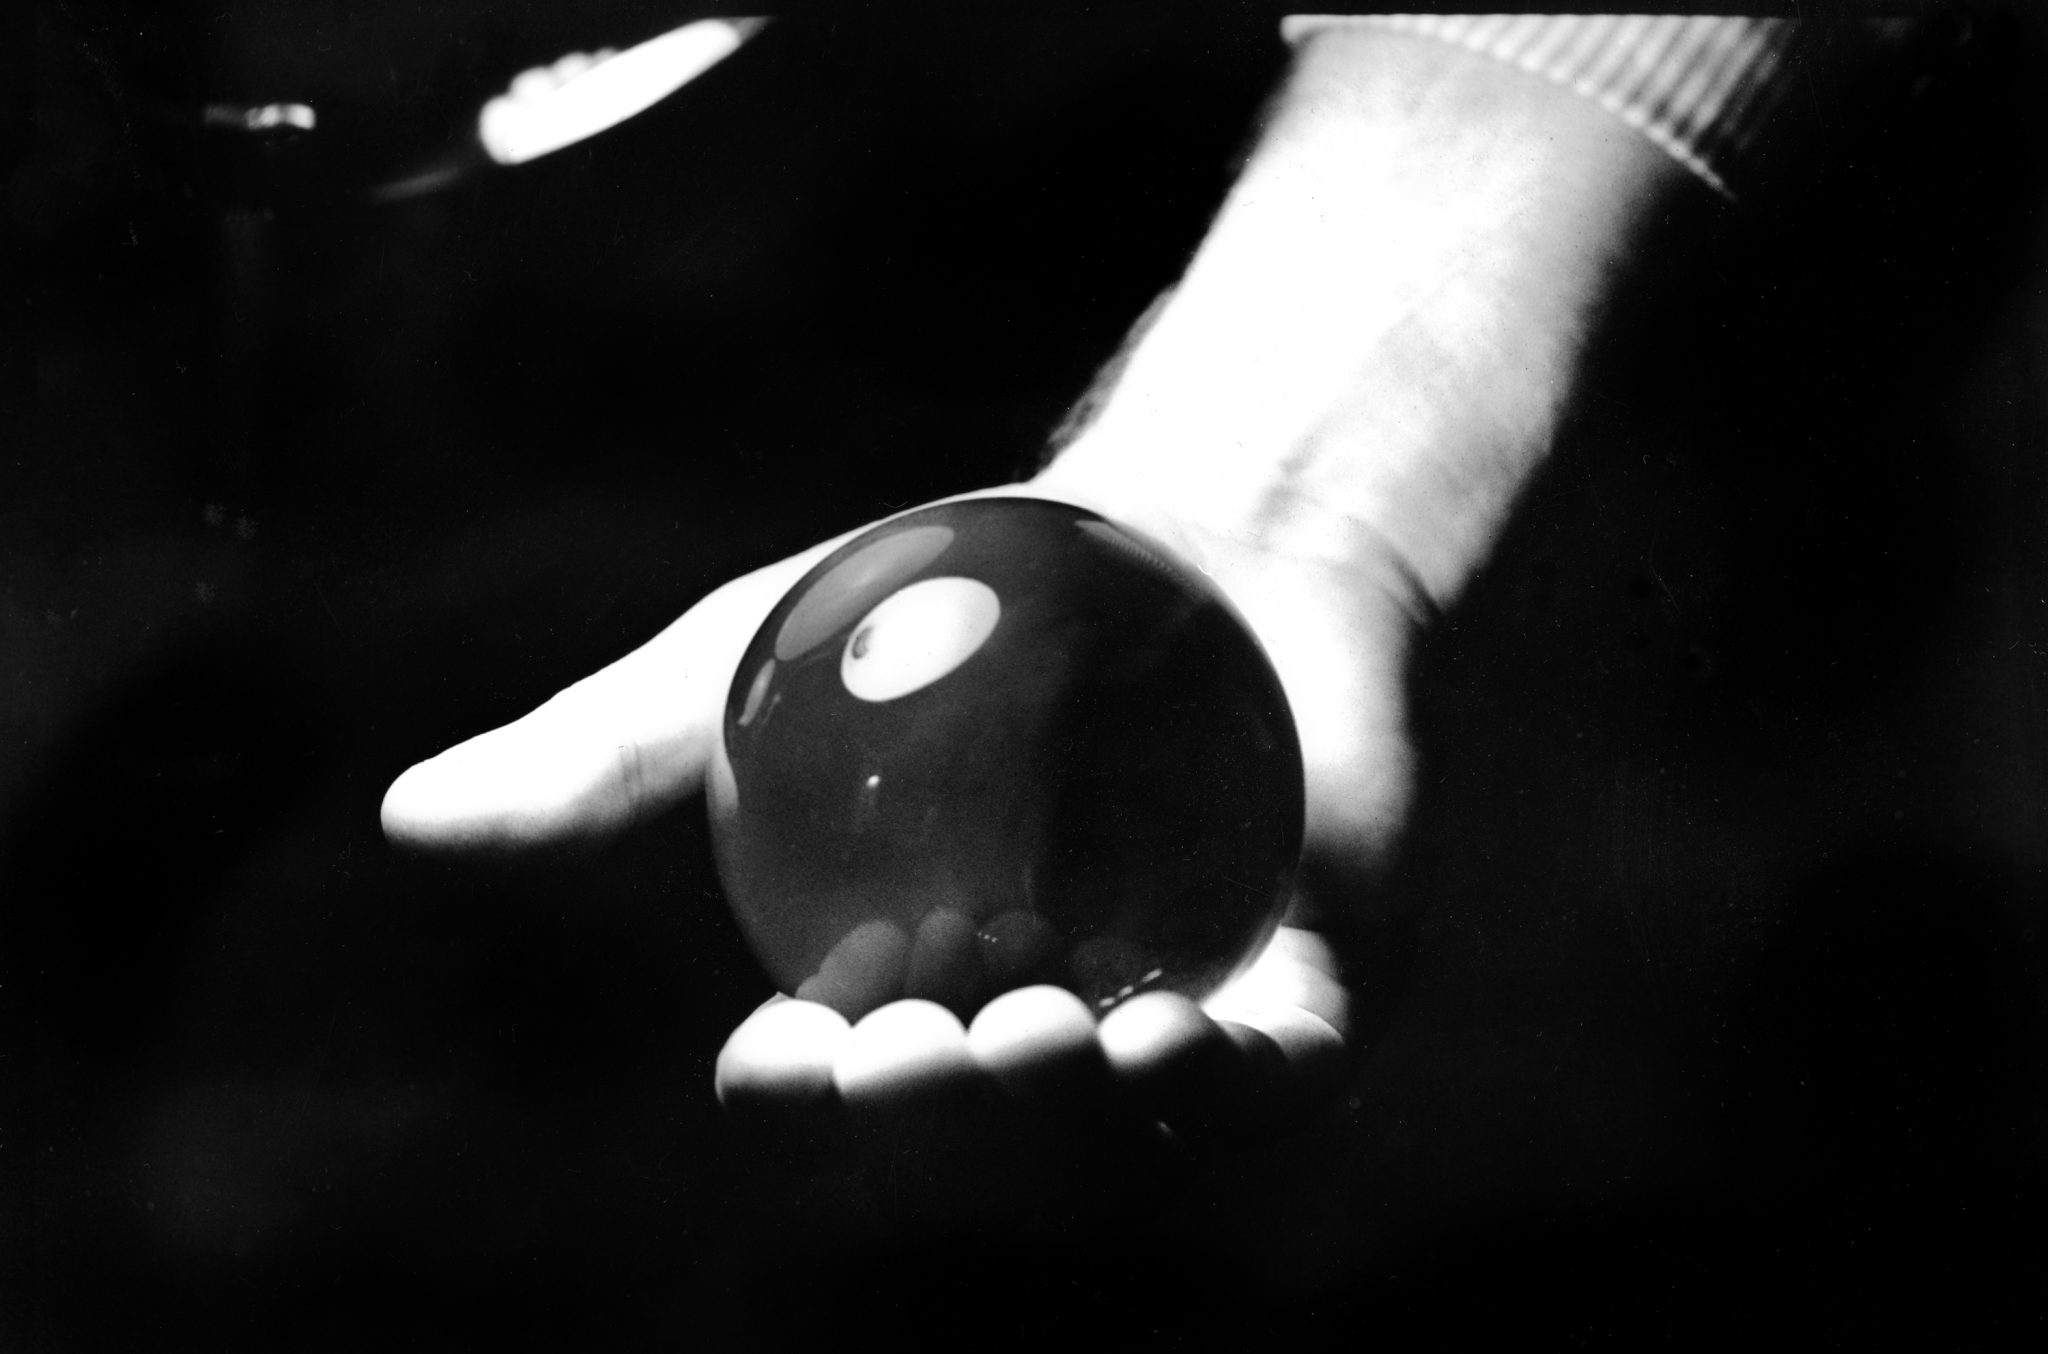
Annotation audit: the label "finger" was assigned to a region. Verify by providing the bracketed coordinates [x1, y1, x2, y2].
[1204, 926, 1351, 1121]
[964, 988, 1191, 1222]
[793, 919, 911, 1019]
[1205, 925, 1349, 1037]
[831, 995, 1184, 1230]
[965, 986, 1109, 1101]
[715, 996, 852, 1168]
[715, 995, 851, 1112]
[1097, 991, 1250, 1138]
[1094, 929, 1355, 1141]
[832, 1000, 978, 1114]
[380, 545, 833, 856]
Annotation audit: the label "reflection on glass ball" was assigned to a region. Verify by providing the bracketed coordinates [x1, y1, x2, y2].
[709, 497, 1302, 1021]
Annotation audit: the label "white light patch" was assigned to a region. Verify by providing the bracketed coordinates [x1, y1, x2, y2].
[479, 17, 767, 167]
[840, 578, 1000, 703]
[736, 658, 776, 727]
[203, 103, 317, 132]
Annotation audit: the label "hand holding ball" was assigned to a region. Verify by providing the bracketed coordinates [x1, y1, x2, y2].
[709, 498, 1303, 1022]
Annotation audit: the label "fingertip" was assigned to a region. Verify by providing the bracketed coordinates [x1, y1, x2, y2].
[715, 998, 852, 1110]
[1221, 1003, 1348, 1104]
[376, 709, 644, 857]
[1098, 992, 1278, 1143]
[1208, 929, 1352, 1042]
[1096, 991, 1225, 1084]
[966, 985, 1105, 1098]
[378, 727, 543, 855]
[378, 759, 433, 848]
[834, 1000, 975, 1111]
[380, 753, 489, 853]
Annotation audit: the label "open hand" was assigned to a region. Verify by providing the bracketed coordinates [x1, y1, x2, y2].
[381, 476, 1422, 1158]
[383, 16, 1693, 1193]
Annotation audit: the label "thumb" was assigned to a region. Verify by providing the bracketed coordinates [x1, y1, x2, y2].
[379, 549, 821, 856]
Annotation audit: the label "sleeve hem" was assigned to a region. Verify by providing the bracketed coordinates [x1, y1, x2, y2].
[1281, 14, 1803, 199]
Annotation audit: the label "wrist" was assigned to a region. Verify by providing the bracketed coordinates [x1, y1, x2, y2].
[1040, 26, 1703, 612]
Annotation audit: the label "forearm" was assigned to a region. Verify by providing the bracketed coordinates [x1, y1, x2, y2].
[1037, 26, 1707, 611]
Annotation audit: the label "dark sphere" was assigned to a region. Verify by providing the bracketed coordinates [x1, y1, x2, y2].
[708, 497, 1302, 1021]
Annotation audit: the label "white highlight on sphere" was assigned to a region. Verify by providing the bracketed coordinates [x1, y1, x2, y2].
[735, 658, 776, 727]
[840, 577, 1001, 703]
[479, 17, 767, 167]
[775, 526, 954, 662]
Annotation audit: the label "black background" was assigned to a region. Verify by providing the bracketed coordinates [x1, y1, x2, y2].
[6, 3, 2045, 1346]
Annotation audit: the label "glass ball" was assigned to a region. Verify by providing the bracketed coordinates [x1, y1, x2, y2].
[709, 497, 1302, 1021]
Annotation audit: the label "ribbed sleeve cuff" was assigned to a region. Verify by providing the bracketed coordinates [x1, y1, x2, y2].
[1281, 14, 1802, 198]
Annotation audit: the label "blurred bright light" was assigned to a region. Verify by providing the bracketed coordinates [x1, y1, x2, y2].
[479, 18, 767, 167]
[202, 102, 317, 132]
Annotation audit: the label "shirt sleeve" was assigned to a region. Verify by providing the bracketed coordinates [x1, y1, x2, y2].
[1280, 14, 1805, 199]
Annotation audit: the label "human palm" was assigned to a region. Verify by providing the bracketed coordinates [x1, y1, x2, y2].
[380, 470, 1421, 1148]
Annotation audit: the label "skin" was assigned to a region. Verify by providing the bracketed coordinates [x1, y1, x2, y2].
[381, 29, 1705, 1158]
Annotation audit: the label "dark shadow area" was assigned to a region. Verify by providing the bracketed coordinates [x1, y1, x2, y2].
[6, 4, 2045, 1347]
[1371, 10, 2046, 1342]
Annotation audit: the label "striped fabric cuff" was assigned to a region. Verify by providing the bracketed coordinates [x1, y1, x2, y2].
[1281, 14, 1801, 198]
